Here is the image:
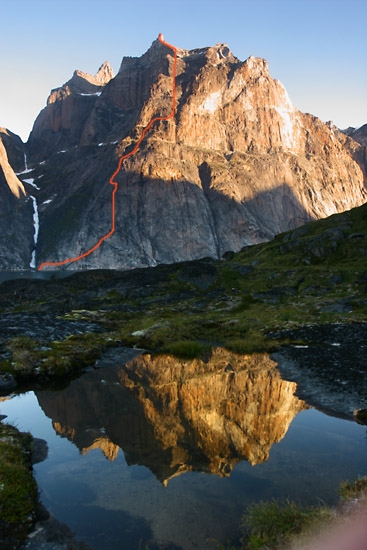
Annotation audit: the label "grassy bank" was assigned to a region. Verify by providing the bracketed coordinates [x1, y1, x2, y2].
[0, 421, 38, 548]
[220, 477, 367, 549]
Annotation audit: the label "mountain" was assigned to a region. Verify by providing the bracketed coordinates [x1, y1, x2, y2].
[27, 61, 114, 160]
[342, 123, 367, 147]
[1, 36, 366, 270]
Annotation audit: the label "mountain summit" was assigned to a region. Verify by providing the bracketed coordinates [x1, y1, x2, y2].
[0, 37, 366, 270]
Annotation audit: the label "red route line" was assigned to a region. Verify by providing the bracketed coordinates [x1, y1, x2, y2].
[38, 33, 177, 271]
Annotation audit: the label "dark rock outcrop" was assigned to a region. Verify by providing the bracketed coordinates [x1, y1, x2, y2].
[271, 323, 367, 419]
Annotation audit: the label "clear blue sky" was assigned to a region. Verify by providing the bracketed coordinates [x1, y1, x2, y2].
[1, 0, 366, 141]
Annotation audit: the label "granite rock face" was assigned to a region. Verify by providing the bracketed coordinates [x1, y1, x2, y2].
[0, 129, 34, 269]
[343, 123, 367, 147]
[1, 38, 366, 270]
[27, 62, 114, 161]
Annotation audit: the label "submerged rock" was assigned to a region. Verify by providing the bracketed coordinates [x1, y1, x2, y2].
[0, 372, 17, 391]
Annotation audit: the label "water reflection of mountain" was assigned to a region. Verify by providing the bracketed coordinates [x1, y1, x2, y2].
[36, 349, 306, 483]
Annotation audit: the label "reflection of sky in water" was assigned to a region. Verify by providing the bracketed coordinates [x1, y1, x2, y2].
[1, 391, 366, 550]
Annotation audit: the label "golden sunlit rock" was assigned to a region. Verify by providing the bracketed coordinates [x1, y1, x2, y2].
[37, 349, 307, 483]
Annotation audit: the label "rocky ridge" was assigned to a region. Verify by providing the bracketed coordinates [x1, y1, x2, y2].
[343, 123, 367, 147]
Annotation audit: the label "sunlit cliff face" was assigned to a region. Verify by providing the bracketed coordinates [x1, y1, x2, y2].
[0, 137, 26, 199]
[36, 349, 306, 484]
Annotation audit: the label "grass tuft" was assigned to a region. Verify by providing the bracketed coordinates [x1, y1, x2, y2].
[242, 499, 333, 549]
[339, 476, 367, 501]
[162, 340, 206, 359]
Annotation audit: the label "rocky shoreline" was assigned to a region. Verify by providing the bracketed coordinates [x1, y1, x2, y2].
[271, 322, 367, 420]
[0, 415, 90, 550]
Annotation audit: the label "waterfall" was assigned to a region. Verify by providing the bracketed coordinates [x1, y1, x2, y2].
[29, 195, 39, 269]
[24, 151, 28, 172]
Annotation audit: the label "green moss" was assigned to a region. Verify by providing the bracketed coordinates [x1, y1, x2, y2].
[106, 289, 123, 301]
[0, 359, 12, 373]
[4, 332, 114, 381]
[40, 332, 109, 377]
[0, 423, 38, 541]
[5, 336, 40, 377]
[219, 267, 244, 290]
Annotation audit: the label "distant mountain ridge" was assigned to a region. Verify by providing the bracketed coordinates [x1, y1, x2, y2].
[0, 37, 366, 270]
[342, 123, 367, 147]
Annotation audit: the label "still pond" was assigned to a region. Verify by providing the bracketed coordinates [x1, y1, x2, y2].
[1, 348, 366, 549]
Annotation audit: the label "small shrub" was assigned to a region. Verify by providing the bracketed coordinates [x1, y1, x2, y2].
[163, 340, 205, 359]
[224, 331, 275, 355]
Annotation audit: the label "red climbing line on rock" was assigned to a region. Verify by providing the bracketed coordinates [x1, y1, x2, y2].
[38, 33, 177, 271]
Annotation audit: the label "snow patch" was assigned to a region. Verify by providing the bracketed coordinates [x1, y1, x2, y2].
[78, 92, 102, 97]
[23, 178, 41, 191]
[16, 168, 33, 175]
[42, 199, 53, 205]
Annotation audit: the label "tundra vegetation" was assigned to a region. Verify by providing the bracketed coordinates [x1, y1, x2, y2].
[0, 203, 366, 380]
